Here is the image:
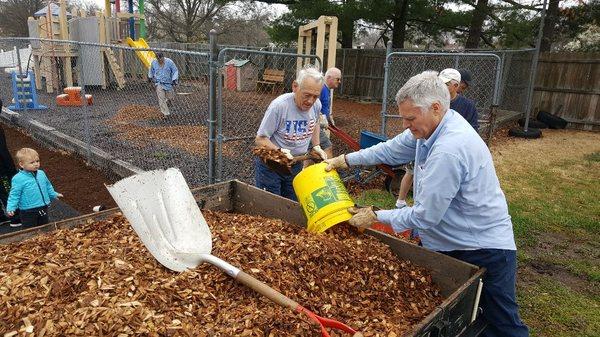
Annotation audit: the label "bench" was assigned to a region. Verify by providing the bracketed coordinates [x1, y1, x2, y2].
[256, 69, 285, 94]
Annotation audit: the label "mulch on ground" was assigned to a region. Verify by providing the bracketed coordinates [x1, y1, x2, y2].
[0, 211, 442, 336]
[1, 123, 117, 214]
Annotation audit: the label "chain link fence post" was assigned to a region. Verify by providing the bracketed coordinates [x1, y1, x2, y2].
[523, 0, 547, 132]
[380, 42, 393, 135]
[208, 29, 218, 184]
[14, 47, 29, 115]
[76, 42, 92, 162]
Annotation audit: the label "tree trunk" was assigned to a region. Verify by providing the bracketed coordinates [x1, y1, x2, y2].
[465, 0, 489, 49]
[338, 15, 354, 48]
[391, 0, 409, 48]
[540, 0, 560, 52]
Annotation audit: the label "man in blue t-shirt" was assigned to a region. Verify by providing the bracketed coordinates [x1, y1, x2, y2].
[313, 67, 342, 159]
[439, 68, 479, 131]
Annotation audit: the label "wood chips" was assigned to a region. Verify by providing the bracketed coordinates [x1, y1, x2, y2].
[0, 211, 442, 336]
[107, 105, 236, 157]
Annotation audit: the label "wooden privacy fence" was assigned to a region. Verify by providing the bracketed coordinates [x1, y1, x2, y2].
[532, 52, 600, 131]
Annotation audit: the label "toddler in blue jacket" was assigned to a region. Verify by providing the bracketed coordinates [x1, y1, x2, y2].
[6, 148, 63, 228]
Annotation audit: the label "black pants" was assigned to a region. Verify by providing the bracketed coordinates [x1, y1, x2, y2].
[20, 206, 49, 228]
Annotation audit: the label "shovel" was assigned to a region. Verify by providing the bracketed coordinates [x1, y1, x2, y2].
[106, 168, 361, 337]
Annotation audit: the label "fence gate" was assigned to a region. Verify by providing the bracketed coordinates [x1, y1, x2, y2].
[212, 48, 320, 183]
[381, 52, 502, 138]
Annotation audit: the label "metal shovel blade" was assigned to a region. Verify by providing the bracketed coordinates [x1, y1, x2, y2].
[106, 168, 212, 272]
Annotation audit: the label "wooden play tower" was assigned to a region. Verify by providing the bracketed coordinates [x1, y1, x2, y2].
[297, 16, 338, 72]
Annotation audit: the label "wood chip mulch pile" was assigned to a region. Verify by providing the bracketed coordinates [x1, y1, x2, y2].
[0, 211, 443, 336]
[252, 147, 294, 169]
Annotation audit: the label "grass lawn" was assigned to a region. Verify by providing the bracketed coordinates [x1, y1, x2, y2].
[352, 129, 600, 337]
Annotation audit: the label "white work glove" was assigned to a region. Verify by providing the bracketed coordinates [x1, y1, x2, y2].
[312, 145, 328, 160]
[347, 206, 378, 230]
[279, 148, 294, 160]
[395, 199, 407, 209]
[324, 154, 348, 171]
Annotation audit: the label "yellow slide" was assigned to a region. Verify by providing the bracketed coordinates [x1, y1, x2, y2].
[126, 37, 156, 69]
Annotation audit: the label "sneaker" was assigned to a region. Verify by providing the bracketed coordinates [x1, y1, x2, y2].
[10, 222, 22, 227]
[395, 199, 407, 209]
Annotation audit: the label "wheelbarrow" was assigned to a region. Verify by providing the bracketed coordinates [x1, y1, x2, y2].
[106, 168, 362, 337]
[328, 125, 403, 194]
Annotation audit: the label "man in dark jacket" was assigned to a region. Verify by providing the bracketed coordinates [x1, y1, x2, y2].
[0, 98, 20, 226]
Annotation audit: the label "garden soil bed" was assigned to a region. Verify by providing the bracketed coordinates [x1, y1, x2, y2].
[1, 123, 117, 213]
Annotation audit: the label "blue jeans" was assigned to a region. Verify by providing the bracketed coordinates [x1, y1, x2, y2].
[442, 249, 529, 337]
[254, 157, 302, 201]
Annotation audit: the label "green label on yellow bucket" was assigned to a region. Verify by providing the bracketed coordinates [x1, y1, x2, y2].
[306, 177, 350, 217]
[293, 163, 354, 233]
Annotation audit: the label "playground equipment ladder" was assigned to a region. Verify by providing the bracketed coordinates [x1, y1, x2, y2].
[9, 71, 48, 110]
[104, 49, 126, 89]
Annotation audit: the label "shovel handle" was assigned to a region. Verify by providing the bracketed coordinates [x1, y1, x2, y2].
[236, 271, 359, 336]
[236, 271, 299, 310]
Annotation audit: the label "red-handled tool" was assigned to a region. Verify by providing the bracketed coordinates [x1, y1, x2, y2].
[297, 305, 361, 337]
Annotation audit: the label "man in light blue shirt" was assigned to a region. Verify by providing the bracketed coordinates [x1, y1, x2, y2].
[324, 71, 529, 337]
[148, 52, 179, 116]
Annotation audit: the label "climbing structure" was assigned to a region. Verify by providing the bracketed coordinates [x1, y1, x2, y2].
[9, 71, 47, 111]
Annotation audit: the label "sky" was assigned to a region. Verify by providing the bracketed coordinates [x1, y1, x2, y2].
[91, 0, 289, 16]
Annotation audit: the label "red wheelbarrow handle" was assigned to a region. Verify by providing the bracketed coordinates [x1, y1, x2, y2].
[328, 125, 397, 178]
[296, 305, 360, 337]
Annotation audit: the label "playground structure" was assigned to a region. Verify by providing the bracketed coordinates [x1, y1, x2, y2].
[297, 16, 338, 72]
[24, 0, 153, 94]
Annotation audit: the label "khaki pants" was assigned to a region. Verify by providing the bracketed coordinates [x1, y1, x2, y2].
[156, 85, 175, 116]
[319, 114, 331, 138]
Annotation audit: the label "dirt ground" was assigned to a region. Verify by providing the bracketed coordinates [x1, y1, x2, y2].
[1, 123, 117, 213]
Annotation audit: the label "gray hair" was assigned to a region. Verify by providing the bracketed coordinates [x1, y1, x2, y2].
[395, 70, 450, 113]
[296, 64, 324, 88]
[324, 67, 341, 79]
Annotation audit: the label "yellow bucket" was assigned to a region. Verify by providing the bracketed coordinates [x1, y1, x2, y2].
[293, 163, 354, 233]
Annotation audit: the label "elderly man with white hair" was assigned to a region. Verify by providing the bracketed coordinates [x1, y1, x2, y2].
[324, 71, 529, 337]
[255, 65, 328, 201]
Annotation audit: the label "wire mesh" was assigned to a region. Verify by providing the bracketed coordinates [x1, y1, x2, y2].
[0, 38, 211, 188]
[215, 48, 320, 183]
[0, 37, 535, 189]
[382, 52, 501, 136]
[495, 50, 535, 114]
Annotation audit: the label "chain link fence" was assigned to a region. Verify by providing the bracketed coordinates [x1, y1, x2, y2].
[1, 37, 537, 188]
[215, 48, 320, 183]
[0, 37, 211, 187]
[494, 50, 536, 114]
[381, 51, 502, 138]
